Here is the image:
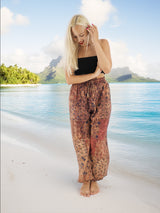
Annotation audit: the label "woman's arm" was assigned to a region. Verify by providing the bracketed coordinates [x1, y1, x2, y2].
[94, 39, 112, 74]
[65, 66, 101, 85]
[86, 24, 112, 74]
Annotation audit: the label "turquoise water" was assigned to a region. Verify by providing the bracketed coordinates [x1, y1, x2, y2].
[1, 82, 160, 183]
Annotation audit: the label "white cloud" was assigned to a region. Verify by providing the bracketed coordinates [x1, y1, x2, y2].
[1, 7, 29, 34]
[1, 36, 65, 74]
[1, 48, 51, 74]
[1, 38, 159, 80]
[109, 39, 160, 80]
[110, 14, 121, 28]
[15, 14, 29, 25]
[42, 36, 65, 58]
[1, 7, 14, 33]
[80, 0, 117, 27]
[145, 63, 160, 80]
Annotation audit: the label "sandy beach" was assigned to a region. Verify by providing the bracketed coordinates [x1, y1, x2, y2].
[0, 84, 41, 87]
[1, 110, 160, 213]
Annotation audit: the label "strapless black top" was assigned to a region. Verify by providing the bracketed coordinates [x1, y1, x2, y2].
[74, 56, 105, 75]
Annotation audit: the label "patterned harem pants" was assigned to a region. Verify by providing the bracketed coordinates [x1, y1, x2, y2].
[69, 76, 111, 183]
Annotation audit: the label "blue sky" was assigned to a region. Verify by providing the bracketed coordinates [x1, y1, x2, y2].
[1, 0, 160, 79]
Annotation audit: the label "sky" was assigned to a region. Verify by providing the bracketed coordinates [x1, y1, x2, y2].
[1, 0, 160, 80]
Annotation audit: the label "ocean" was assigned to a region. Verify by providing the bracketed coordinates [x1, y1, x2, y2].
[1, 82, 160, 184]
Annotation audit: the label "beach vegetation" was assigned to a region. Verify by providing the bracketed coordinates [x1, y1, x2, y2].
[0, 64, 40, 84]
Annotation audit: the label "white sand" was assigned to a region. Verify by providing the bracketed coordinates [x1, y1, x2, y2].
[0, 84, 41, 87]
[1, 111, 160, 213]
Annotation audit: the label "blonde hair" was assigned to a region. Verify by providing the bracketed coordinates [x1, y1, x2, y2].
[64, 14, 90, 76]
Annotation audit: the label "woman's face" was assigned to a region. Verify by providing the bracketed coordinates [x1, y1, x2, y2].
[71, 25, 89, 46]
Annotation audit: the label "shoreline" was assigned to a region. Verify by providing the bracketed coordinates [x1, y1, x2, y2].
[1, 82, 160, 88]
[0, 83, 41, 87]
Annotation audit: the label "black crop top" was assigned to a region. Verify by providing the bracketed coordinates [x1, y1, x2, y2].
[74, 56, 105, 75]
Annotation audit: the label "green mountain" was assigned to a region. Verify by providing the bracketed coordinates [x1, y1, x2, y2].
[106, 67, 159, 82]
[38, 56, 66, 84]
[37, 56, 160, 83]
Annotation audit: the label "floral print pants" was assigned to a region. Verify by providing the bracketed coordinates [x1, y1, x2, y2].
[69, 77, 111, 183]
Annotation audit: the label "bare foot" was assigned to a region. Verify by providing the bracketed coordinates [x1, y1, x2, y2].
[80, 181, 91, 197]
[90, 180, 100, 195]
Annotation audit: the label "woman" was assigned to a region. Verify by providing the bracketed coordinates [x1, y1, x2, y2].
[64, 14, 112, 197]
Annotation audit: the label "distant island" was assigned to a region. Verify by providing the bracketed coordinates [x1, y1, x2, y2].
[38, 56, 160, 83]
[0, 64, 40, 85]
[1, 57, 159, 86]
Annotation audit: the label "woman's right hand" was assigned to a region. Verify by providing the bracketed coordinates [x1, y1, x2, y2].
[94, 66, 102, 78]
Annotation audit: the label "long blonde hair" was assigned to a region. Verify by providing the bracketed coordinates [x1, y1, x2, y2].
[64, 14, 90, 76]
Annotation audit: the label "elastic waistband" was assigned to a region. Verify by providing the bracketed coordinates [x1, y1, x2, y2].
[72, 77, 108, 88]
[88, 76, 105, 82]
[83, 77, 106, 85]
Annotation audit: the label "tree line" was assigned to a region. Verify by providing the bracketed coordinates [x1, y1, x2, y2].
[0, 63, 40, 84]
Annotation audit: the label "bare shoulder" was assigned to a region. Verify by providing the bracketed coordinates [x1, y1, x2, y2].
[99, 39, 110, 48]
[98, 38, 112, 69]
[99, 38, 111, 55]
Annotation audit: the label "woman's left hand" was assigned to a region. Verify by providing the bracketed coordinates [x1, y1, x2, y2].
[87, 24, 99, 44]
